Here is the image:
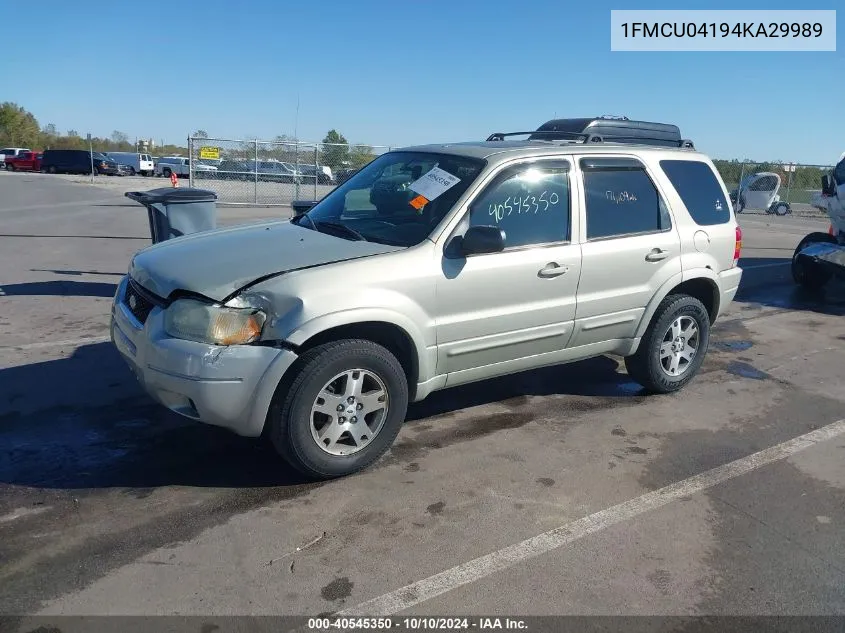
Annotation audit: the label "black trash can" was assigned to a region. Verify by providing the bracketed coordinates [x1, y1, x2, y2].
[125, 187, 218, 244]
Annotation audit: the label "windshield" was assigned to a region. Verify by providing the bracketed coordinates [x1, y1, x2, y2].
[294, 151, 485, 247]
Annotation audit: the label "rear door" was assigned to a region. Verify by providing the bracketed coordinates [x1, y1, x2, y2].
[570, 155, 681, 347]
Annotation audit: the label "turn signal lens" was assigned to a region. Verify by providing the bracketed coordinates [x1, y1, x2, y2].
[733, 225, 742, 266]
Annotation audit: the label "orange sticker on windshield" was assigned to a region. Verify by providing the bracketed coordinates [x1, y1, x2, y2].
[409, 194, 428, 211]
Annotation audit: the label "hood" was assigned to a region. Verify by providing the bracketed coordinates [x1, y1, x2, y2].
[129, 220, 402, 301]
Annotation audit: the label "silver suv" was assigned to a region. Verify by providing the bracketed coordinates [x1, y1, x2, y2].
[110, 132, 743, 479]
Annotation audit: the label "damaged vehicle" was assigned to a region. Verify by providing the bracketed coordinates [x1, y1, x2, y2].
[111, 129, 743, 479]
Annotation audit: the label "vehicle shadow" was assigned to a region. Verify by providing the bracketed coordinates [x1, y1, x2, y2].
[0, 280, 118, 298]
[0, 342, 305, 491]
[0, 341, 639, 491]
[737, 255, 845, 317]
[408, 355, 642, 422]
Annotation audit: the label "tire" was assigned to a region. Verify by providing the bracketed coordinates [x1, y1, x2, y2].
[792, 232, 836, 290]
[6, 164, 14, 171]
[48, 165, 57, 174]
[773, 202, 790, 216]
[268, 339, 409, 480]
[624, 294, 710, 394]
[162, 167, 172, 178]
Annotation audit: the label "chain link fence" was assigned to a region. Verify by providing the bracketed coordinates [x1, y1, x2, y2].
[185, 137, 834, 217]
[713, 160, 833, 217]
[187, 137, 391, 206]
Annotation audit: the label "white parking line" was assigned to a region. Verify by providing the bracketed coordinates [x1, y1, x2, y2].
[339, 418, 845, 616]
[2, 336, 111, 350]
[741, 262, 791, 270]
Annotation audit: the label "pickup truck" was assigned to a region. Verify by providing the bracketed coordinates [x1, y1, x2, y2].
[0, 147, 31, 169]
[154, 156, 218, 178]
[4, 151, 42, 171]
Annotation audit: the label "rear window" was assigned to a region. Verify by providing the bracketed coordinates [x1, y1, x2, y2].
[660, 160, 731, 226]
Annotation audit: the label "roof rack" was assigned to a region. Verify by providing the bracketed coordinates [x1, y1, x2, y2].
[485, 131, 596, 143]
[486, 130, 695, 149]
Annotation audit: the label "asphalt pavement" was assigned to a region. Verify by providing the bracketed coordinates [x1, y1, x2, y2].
[0, 171, 843, 622]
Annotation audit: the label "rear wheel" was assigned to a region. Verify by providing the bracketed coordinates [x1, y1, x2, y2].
[162, 167, 172, 178]
[6, 164, 14, 171]
[792, 232, 836, 290]
[48, 165, 57, 174]
[625, 294, 710, 394]
[773, 202, 790, 216]
[268, 339, 408, 480]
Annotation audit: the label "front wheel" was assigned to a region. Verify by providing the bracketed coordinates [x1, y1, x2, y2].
[162, 167, 172, 178]
[268, 339, 409, 480]
[792, 232, 836, 290]
[625, 294, 710, 394]
[6, 164, 14, 171]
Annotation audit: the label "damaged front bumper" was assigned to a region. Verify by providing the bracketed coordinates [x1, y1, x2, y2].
[109, 275, 299, 437]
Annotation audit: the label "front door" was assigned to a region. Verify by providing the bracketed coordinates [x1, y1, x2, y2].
[435, 158, 582, 381]
[570, 156, 682, 347]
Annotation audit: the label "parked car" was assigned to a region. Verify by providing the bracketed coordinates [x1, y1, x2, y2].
[105, 152, 155, 176]
[41, 149, 120, 175]
[111, 125, 743, 480]
[296, 163, 335, 184]
[215, 159, 300, 183]
[4, 151, 42, 171]
[154, 156, 217, 178]
[334, 167, 360, 185]
[0, 147, 31, 169]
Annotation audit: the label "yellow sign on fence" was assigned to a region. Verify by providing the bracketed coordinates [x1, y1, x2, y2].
[199, 146, 219, 160]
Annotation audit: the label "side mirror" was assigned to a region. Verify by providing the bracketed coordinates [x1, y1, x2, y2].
[459, 225, 506, 255]
[821, 174, 836, 196]
[291, 200, 318, 216]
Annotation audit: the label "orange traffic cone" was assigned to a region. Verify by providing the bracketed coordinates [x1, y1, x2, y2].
[170, 172, 179, 188]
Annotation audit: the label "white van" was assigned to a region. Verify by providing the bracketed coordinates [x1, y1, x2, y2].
[105, 152, 154, 176]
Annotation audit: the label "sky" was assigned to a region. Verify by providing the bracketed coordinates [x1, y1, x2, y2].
[2, 0, 842, 164]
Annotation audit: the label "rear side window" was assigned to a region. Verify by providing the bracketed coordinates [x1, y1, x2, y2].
[581, 158, 671, 240]
[660, 160, 731, 226]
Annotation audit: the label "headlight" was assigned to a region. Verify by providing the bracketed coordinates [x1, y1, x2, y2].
[164, 299, 266, 345]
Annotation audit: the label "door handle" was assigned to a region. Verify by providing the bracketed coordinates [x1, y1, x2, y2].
[645, 248, 669, 262]
[538, 262, 569, 278]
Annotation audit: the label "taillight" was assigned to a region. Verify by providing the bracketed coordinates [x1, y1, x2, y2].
[733, 225, 742, 266]
[830, 225, 835, 236]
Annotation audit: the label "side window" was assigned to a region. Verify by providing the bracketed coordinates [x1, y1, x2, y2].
[660, 159, 731, 226]
[750, 175, 777, 192]
[833, 160, 845, 186]
[467, 162, 570, 248]
[581, 158, 670, 240]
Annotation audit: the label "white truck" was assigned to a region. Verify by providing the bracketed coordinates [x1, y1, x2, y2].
[154, 156, 217, 178]
[0, 147, 31, 170]
[105, 152, 155, 176]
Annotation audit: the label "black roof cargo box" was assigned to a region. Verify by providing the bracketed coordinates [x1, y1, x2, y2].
[528, 116, 682, 146]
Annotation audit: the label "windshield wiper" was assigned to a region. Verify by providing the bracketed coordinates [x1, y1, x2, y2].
[314, 221, 368, 242]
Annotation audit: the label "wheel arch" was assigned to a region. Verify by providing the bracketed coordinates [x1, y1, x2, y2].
[283, 311, 431, 401]
[634, 270, 720, 342]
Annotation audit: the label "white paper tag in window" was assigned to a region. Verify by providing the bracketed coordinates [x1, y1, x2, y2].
[409, 166, 461, 202]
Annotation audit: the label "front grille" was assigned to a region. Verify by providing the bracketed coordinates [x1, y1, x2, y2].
[123, 280, 161, 324]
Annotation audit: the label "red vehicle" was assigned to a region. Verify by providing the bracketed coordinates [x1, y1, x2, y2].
[5, 151, 43, 171]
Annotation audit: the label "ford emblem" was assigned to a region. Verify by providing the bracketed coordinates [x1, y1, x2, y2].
[129, 294, 137, 310]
